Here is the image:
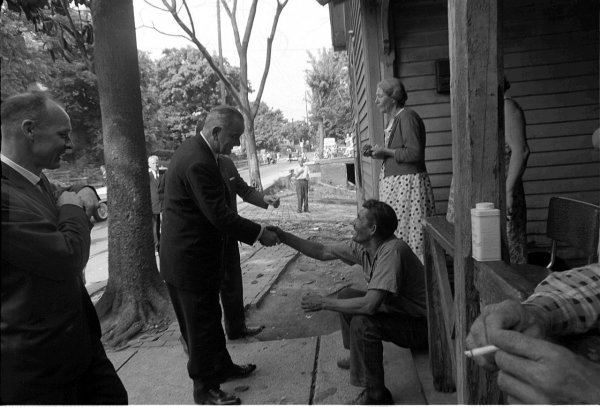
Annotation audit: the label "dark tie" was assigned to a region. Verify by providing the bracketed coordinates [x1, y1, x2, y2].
[38, 175, 56, 205]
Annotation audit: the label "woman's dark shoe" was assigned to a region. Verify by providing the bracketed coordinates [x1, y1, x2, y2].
[216, 363, 257, 383]
[336, 357, 350, 370]
[193, 388, 240, 405]
[227, 325, 265, 340]
[348, 387, 393, 405]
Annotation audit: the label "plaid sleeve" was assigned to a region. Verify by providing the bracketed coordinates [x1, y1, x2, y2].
[523, 263, 600, 336]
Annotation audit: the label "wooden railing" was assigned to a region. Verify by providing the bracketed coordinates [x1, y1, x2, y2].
[422, 215, 547, 401]
[423, 215, 599, 403]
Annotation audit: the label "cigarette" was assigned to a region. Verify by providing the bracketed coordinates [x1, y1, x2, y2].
[464, 345, 499, 358]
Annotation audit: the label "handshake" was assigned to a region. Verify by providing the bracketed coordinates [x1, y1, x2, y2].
[257, 225, 286, 247]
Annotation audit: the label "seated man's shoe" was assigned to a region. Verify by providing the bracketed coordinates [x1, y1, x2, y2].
[337, 357, 350, 370]
[216, 363, 257, 383]
[349, 388, 393, 405]
[227, 325, 265, 340]
[194, 387, 240, 405]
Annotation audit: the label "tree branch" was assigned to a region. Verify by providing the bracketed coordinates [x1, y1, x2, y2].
[145, 22, 191, 41]
[241, 0, 258, 53]
[160, 0, 243, 108]
[181, 0, 195, 37]
[221, 0, 242, 54]
[252, 0, 288, 118]
[142, 0, 170, 12]
[58, 0, 92, 69]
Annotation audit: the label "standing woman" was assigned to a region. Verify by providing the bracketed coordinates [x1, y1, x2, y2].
[503, 78, 530, 264]
[446, 78, 529, 264]
[369, 78, 435, 262]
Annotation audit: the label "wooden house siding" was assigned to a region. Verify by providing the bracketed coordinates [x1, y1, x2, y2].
[392, 0, 451, 217]
[391, 0, 599, 257]
[346, 0, 385, 202]
[337, 0, 598, 260]
[503, 0, 599, 254]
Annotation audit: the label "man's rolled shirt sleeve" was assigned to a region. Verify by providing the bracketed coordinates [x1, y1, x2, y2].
[523, 264, 600, 336]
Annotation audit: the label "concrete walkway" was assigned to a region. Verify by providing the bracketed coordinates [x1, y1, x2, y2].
[107, 329, 428, 405]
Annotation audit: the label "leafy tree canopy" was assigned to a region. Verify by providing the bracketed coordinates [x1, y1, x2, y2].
[153, 47, 243, 144]
[253, 101, 287, 151]
[306, 48, 352, 141]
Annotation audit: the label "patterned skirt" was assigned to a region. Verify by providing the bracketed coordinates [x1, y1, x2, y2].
[379, 172, 436, 263]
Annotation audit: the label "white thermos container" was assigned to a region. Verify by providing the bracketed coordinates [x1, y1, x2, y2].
[471, 202, 501, 261]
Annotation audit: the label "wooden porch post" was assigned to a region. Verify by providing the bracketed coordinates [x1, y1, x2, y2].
[448, 0, 504, 403]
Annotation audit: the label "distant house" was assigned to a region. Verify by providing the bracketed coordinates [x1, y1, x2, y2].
[320, 0, 598, 256]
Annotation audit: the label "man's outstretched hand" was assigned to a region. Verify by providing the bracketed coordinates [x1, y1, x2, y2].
[266, 225, 285, 242]
[264, 195, 280, 208]
[301, 293, 325, 312]
[259, 227, 280, 247]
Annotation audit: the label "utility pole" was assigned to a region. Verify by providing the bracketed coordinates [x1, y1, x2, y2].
[217, 0, 226, 104]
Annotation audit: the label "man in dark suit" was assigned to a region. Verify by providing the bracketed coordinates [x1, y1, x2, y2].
[1, 92, 127, 404]
[218, 154, 280, 340]
[160, 106, 280, 405]
[148, 155, 165, 253]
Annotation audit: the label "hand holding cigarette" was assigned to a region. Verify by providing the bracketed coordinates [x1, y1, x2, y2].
[465, 299, 547, 371]
[464, 344, 499, 358]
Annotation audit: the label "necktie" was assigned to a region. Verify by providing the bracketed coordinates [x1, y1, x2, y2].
[38, 176, 56, 205]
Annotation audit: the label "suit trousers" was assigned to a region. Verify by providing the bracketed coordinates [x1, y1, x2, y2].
[338, 288, 428, 389]
[220, 238, 246, 337]
[152, 213, 161, 251]
[167, 281, 234, 390]
[296, 179, 309, 212]
[13, 340, 127, 405]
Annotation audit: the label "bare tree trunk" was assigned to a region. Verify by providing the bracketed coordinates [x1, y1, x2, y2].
[91, 0, 171, 347]
[243, 113, 263, 191]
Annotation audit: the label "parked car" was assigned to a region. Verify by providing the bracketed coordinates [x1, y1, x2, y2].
[93, 186, 108, 222]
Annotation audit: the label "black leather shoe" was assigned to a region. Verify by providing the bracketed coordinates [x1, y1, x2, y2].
[336, 357, 350, 370]
[216, 363, 257, 383]
[228, 325, 265, 340]
[193, 388, 240, 405]
[348, 388, 393, 405]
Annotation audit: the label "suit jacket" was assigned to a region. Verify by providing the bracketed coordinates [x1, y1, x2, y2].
[1, 162, 100, 403]
[149, 169, 165, 214]
[218, 155, 268, 212]
[160, 136, 262, 290]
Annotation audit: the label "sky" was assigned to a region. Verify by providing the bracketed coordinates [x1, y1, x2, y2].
[133, 0, 333, 121]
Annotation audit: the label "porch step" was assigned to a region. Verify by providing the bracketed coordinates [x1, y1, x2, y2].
[313, 331, 427, 404]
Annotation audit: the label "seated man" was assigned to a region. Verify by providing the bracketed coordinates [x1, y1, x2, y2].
[466, 263, 600, 404]
[270, 199, 428, 404]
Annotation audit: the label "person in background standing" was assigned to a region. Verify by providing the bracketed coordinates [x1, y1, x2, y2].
[367, 78, 435, 263]
[292, 157, 310, 213]
[447, 77, 530, 264]
[148, 155, 165, 254]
